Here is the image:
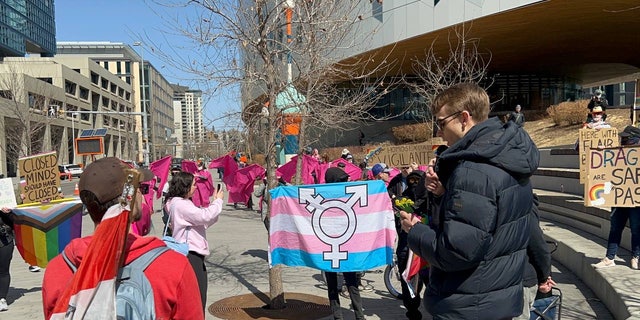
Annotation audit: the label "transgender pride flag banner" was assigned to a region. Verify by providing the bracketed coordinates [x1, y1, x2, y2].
[269, 180, 396, 272]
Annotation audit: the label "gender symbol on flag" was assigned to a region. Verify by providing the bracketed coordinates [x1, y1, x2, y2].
[299, 184, 368, 268]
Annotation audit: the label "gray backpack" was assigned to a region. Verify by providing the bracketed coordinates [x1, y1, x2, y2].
[62, 246, 169, 319]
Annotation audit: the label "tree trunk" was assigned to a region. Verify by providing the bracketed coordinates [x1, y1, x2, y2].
[268, 264, 285, 309]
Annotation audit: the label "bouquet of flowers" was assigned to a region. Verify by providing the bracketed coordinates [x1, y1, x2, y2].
[393, 196, 414, 214]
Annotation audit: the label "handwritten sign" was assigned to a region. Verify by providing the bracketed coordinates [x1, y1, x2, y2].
[584, 146, 639, 207]
[368, 143, 433, 167]
[0, 178, 17, 208]
[18, 151, 60, 204]
[578, 128, 618, 183]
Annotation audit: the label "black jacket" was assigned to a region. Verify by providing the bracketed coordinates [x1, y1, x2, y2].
[407, 117, 539, 320]
[523, 195, 551, 288]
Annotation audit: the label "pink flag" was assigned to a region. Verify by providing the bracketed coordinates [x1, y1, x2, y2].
[50, 204, 130, 319]
[149, 156, 172, 199]
[226, 164, 265, 204]
[209, 154, 238, 178]
[192, 169, 214, 207]
[181, 159, 198, 174]
[276, 154, 318, 184]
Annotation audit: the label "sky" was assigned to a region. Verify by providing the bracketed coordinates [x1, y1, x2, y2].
[54, 0, 240, 131]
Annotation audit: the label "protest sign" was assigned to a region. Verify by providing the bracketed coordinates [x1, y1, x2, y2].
[0, 178, 17, 208]
[578, 128, 618, 183]
[18, 151, 61, 204]
[584, 146, 640, 207]
[367, 143, 433, 167]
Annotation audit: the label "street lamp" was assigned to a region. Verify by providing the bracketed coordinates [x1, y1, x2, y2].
[71, 112, 79, 164]
[133, 41, 150, 167]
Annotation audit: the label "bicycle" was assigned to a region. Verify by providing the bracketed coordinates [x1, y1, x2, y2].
[383, 253, 403, 299]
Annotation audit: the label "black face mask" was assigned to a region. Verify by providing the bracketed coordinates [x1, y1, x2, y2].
[139, 184, 150, 195]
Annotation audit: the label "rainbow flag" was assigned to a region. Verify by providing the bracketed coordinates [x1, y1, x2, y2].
[11, 198, 83, 268]
[269, 180, 396, 272]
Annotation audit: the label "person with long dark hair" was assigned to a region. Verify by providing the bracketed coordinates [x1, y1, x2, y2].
[0, 207, 15, 312]
[164, 171, 224, 310]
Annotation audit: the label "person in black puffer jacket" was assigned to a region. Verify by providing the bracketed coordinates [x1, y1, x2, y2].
[399, 83, 540, 320]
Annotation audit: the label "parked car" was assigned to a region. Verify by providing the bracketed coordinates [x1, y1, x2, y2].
[59, 164, 83, 180]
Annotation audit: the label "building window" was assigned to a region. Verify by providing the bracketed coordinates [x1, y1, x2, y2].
[64, 81, 77, 95]
[91, 72, 99, 85]
[79, 86, 89, 100]
[620, 82, 626, 92]
[101, 78, 109, 90]
[620, 94, 626, 105]
[37, 77, 53, 84]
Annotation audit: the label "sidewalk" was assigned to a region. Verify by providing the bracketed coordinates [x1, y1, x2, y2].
[4, 198, 613, 319]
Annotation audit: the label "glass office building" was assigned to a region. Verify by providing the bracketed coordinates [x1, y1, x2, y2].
[0, 0, 56, 57]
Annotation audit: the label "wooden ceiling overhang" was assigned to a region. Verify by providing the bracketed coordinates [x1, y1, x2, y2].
[341, 0, 640, 86]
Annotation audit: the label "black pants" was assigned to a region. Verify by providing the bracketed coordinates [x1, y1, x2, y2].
[397, 232, 423, 320]
[188, 251, 207, 310]
[0, 243, 14, 299]
[325, 271, 364, 320]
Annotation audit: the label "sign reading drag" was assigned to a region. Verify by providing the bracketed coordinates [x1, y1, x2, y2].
[578, 128, 618, 183]
[585, 146, 640, 207]
[18, 151, 61, 204]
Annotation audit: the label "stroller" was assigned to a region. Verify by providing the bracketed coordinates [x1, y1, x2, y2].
[530, 287, 562, 320]
[530, 241, 563, 320]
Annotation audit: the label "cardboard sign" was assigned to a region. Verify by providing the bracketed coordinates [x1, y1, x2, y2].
[0, 178, 17, 208]
[18, 151, 61, 204]
[584, 146, 640, 207]
[367, 143, 433, 167]
[578, 128, 619, 183]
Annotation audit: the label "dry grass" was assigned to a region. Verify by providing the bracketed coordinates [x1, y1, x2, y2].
[524, 107, 631, 148]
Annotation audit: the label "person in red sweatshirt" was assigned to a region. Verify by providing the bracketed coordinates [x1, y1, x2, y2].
[42, 157, 203, 320]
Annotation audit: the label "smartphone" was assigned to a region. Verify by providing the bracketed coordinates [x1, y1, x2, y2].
[217, 183, 221, 191]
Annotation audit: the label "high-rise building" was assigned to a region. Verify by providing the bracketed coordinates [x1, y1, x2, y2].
[0, 0, 56, 57]
[172, 84, 204, 159]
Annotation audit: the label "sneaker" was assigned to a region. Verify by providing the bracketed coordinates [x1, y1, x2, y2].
[592, 257, 615, 269]
[28, 265, 41, 272]
[631, 257, 639, 270]
[0, 298, 7, 311]
[358, 284, 374, 292]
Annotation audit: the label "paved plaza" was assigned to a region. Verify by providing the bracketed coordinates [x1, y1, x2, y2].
[3, 186, 613, 319]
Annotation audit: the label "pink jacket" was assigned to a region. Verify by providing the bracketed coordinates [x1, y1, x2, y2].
[165, 197, 222, 256]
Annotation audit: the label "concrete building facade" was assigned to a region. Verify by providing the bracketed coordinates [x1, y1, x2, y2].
[0, 57, 134, 176]
[55, 42, 175, 164]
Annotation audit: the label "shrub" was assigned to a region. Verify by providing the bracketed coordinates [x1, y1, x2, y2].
[546, 100, 588, 126]
[391, 123, 431, 144]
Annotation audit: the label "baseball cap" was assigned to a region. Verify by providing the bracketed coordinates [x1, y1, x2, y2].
[371, 163, 391, 177]
[79, 157, 154, 204]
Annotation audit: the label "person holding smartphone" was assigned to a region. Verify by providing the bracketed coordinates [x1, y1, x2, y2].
[164, 172, 225, 311]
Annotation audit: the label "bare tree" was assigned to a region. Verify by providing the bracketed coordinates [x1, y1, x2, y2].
[150, 0, 396, 309]
[0, 63, 62, 175]
[407, 26, 494, 129]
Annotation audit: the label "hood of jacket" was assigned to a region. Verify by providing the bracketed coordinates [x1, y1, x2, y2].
[436, 117, 539, 183]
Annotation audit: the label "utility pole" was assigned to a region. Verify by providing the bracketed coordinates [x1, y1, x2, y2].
[133, 41, 150, 167]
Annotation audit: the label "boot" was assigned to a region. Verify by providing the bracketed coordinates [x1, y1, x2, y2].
[330, 298, 343, 320]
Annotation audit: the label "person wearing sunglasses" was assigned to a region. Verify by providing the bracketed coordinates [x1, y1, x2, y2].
[399, 82, 539, 319]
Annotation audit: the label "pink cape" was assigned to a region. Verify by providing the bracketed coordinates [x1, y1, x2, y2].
[276, 154, 319, 184]
[329, 158, 363, 182]
[210, 155, 264, 204]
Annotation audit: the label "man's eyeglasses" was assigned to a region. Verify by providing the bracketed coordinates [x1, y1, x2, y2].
[434, 110, 463, 131]
[139, 184, 150, 195]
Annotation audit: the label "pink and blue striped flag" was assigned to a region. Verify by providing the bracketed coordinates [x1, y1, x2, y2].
[269, 180, 396, 272]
